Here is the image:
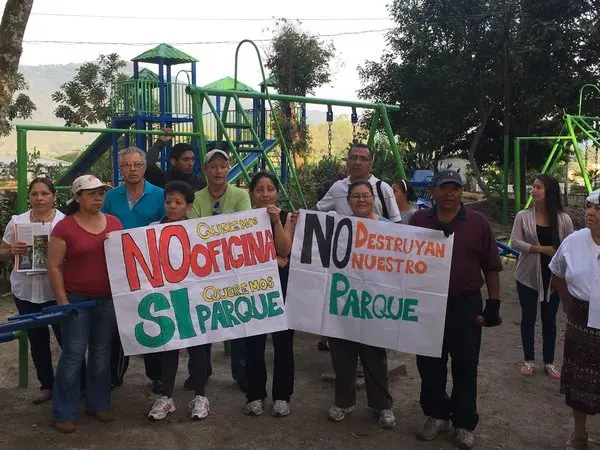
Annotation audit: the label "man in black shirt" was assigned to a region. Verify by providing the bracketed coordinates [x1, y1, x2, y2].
[145, 128, 206, 191]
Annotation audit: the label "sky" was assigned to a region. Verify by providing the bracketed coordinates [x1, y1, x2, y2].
[8, 0, 395, 111]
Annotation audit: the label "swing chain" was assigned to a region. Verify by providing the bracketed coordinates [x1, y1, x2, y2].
[328, 121, 333, 159]
[351, 107, 358, 144]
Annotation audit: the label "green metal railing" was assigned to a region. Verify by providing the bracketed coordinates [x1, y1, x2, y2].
[111, 80, 193, 117]
[15, 126, 201, 213]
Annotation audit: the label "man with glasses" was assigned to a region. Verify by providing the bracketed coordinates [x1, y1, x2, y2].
[316, 143, 401, 222]
[102, 147, 165, 392]
[315, 143, 402, 353]
[188, 149, 252, 392]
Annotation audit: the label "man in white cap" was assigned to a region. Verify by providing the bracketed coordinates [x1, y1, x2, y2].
[188, 149, 251, 392]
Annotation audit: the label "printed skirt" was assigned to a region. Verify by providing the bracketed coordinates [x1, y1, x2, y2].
[562, 298, 600, 415]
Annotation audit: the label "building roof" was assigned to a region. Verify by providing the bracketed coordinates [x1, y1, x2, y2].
[202, 76, 258, 93]
[132, 44, 198, 65]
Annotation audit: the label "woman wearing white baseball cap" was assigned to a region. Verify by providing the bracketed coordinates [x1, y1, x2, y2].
[47, 175, 123, 434]
[549, 188, 600, 449]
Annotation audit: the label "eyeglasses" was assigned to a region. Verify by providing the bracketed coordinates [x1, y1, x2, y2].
[348, 193, 373, 200]
[348, 156, 372, 162]
[212, 201, 220, 215]
[119, 162, 145, 170]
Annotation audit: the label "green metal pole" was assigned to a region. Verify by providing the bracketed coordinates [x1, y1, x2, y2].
[186, 85, 401, 112]
[565, 116, 593, 193]
[191, 92, 207, 163]
[379, 105, 406, 179]
[16, 124, 201, 137]
[514, 138, 521, 213]
[366, 110, 380, 150]
[17, 129, 28, 214]
[14, 330, 28, 388]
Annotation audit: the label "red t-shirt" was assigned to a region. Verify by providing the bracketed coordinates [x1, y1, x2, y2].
[51, 214, 123, 297]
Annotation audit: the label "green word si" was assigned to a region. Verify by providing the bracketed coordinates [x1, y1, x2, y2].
[135, 288, 284, 348]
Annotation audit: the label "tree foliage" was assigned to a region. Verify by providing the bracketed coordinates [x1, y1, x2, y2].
[52, 53, 128, 127]
[265, 20, 336, 160]
[0, 0, 35, 136]
[359, 0, 600, 179]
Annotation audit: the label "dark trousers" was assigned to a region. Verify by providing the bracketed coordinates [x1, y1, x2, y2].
[417, 291, 482, 431]
[110, 331, 162, 384]
[516, 281, 560, 364]
[328, 337, 393, 410]
[161, 345, 209, 397]
[245, 330, 295, 402]
[13, 296, 86, 391]
[230, 338, 246, 382]
[188, 344, 212, 377]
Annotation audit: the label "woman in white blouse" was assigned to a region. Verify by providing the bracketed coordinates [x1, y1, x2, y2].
[549, 188, 600, 450]
[0, 178, 74, 404]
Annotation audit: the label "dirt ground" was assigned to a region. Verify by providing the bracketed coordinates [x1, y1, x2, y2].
[0, 263, 598, 450]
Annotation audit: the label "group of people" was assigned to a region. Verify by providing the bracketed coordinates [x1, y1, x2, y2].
[2, 132, 600, 450]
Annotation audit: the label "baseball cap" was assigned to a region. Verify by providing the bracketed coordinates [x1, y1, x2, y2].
[204, 149, 229, 164]
[71, 174, 111, 195]
[587, 189, 600, 205]
[432, 170, 463, 188]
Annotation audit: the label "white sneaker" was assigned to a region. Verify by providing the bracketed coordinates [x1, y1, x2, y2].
[244, 400, 264, 416]
[328, 405, 354, 422]
[453, 428, 475, 449]
[377, 409, 396, 428]
[189, 395, 209, 420]
[272, 400, 290, 417]
[416, 417, 451, 441]
[148, 396, 175, 421]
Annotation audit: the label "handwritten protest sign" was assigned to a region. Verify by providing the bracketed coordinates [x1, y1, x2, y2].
[286, 211, 453, 357]
[106, 209, 287, 356]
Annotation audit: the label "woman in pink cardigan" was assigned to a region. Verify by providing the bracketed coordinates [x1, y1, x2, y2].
[511, 174, 573, 378]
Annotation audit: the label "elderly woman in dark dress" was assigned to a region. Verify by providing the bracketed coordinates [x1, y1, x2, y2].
[549, 188, 600, 450]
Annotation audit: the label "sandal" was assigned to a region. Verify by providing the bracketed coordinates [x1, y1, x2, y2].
[566, 432, 588, 449]
[33, 389, 52, 405]
[317, 338, 329, 351]
[520, 361, 535, 377]
[544, 364, 561, 380]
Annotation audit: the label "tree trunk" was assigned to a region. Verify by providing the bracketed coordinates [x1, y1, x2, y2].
[0, 0, 34, 128]
[468, 107, 501, 217]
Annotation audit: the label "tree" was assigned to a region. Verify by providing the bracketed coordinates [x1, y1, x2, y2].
[359, 0, 600, 212]
[265, 20, 336, 159]
[0, 0, 35, 136]
[52, 53, 128, 127]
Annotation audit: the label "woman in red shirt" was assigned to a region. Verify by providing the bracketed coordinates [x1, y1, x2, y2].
[47, 175, 122, 434]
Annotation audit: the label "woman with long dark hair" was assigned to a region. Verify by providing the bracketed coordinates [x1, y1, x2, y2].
[0, 178, 76, 404]
[243, 171, 295, 417]
[511, 174, 573, 378]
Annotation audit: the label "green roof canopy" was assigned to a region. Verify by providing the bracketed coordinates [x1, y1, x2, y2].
[259, 75, 278, 88]
[129, 68, 159, 82]
[132, 44, 198, 65]
[202, 76, 258, 93]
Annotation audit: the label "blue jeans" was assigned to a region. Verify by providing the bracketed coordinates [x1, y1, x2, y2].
[517, 282, 560, 364]
[52, 294, 116, 421]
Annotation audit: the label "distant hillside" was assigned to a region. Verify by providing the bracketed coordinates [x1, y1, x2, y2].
[0, 62, 330, 157]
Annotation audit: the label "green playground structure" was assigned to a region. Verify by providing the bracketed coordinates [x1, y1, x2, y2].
[15, 40, 404, 214]
[503, 84, 599, 223]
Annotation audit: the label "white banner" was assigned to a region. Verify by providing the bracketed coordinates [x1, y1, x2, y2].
[286, 210, 453, 357]
[106, 209, 287, 356]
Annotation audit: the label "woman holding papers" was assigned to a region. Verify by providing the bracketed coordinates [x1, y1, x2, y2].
[244, 171, 295, 418]
[549, 188, 600, 450]
[326, 180, 396, 429]
[511, 174, 573, 378]
[0, 177, 71, 405]
[47, 175, 122, 434]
